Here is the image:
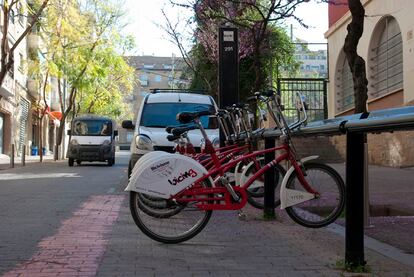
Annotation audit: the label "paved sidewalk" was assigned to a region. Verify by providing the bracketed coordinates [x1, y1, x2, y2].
[99, 198, 414, 276]
[0, 153, 56, 170]
[330, 163, 414, 255]
[1, 159, 414, 276]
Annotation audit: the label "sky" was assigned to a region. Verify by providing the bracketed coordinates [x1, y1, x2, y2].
[122, 0, 328, 57]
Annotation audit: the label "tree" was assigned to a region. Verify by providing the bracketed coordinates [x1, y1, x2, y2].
[343, 0, 368, 114]
[34, 0, 135, 158]
[192, 0, 309, 93]
[164, 0, 299, 100]
[74, 44, 135, 118]
[0, 0, 49, 101]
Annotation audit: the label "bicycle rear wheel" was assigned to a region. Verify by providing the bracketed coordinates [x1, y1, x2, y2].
[136, 193, 185, 218]
[130, 180, 213, 243]
[285, 162, 345, 228]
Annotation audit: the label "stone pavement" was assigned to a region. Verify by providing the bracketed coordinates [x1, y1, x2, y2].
[98, 199, 414, 276]
[331, 163, 414, 255]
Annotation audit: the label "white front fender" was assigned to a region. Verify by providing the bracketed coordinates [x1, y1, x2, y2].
[239, 158, 265, 189]
[280, 156, 319, 209]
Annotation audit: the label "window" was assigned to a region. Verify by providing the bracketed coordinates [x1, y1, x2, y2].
[126, 131, 134, 143]
[154, 75, 162, 82]
[336, 54, 354, 113]
[140, 103, 216, 129]
[10, 9, 15, 24]
[72, 120, 112, 136]
[18, 3, 24, 24]
[139, 74, 148, 86]
[369, 16, 403, 98]
[19, 53, 24, 72]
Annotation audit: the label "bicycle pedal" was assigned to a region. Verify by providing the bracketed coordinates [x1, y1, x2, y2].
[238, 210, 247, 221]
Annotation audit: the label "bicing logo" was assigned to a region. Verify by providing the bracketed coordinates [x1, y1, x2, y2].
[168, 169, 198, 186]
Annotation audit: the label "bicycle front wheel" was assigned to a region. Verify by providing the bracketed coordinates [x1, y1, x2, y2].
[285, 162, 345, 228]
[130, 180, 213, 244]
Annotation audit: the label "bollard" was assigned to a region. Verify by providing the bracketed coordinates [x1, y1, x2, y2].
[345, 132, 366, 267]
[22, 145, 26, 166]
[263, 137, 276, 219]
[11, 144, 15, 168]
[363, 139, 370, 227]
[54, 145, 58, 161]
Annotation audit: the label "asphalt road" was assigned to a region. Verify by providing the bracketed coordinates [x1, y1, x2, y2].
[0, 151, 129, 275]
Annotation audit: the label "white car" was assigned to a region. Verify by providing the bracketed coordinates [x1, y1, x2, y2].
[122, 89, 220, 177]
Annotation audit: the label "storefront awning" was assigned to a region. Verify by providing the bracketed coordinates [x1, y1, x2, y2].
[47, 111, 62, 121]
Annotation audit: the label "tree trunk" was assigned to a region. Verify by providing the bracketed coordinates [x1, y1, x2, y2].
[344, 0, 368, 114]
[39, 117, 43, 162]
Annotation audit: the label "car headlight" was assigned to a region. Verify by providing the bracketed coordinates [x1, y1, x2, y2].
[135, 135, 153, 151]
[212, 137, 220, 149]
[70, 139, 78, 145]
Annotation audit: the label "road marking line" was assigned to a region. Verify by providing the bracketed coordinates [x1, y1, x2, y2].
[0, 173, 81, 180]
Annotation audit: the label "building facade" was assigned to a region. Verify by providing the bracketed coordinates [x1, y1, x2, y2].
[0, 2, 64, 160]
[294, 40, 328, 78]
[0, 1, 31, 157]
[118, 55, 189, 148]
[326, 0, 414, 166]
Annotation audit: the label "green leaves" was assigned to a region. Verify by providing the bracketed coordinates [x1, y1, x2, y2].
[31, 0, 135, 121]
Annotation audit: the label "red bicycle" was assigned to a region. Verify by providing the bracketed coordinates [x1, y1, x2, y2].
[126, 91, 345, 243]
[165, 104, 281, 209]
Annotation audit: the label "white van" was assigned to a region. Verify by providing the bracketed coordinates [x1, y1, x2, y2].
[67, 115, 117, 166]
[122, 90, 219, 177]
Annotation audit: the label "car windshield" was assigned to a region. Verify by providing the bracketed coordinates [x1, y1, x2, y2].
[140, 103, 217, 129]
[72, 120, 112, 136]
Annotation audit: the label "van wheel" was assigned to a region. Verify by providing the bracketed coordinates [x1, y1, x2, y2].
[108, 158, 115, 166]
[68, 158, 74, 167]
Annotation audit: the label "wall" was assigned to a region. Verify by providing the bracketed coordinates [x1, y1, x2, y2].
[326, 0, 414, 117]
[326, 0, 414, 167]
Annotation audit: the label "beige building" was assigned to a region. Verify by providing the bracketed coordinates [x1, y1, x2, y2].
[326, 0, 414, 166]
[0, 3, 63, 160]
[118, 55, 189, 148]
[0, 1, 32, 157]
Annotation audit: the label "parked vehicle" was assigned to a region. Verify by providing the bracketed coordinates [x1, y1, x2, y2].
[67, 115, 118, 166]
[122, 89, 219, 177]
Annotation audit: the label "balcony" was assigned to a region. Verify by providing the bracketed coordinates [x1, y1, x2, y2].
[27, 79, 39, 99]
[0, 74, 15, 98]
[27, 34, 40, 50]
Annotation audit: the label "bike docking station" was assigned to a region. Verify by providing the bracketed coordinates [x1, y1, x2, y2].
[260, 105, 414, 267]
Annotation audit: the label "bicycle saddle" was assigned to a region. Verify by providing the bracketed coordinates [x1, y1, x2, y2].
[176, 110, 213, 124]
[167, 134, 180, 142]
[165, 124, 192, 134]
[165, 126, 175, 134]
[172, 125, 198, 137]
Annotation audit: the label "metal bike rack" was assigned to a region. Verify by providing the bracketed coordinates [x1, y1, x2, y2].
[260, 105, 414, 266]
